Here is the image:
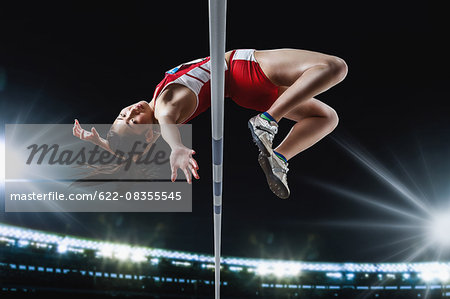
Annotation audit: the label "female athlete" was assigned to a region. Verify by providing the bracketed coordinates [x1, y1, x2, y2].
[73, 48, 348, 199]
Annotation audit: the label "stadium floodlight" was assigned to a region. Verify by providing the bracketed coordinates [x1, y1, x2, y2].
[57, 244, 68, 254]
[17, 240, 29, 247]
[172, 261, 192, 267]
[439, 270, 450, 282]
[284, 263, 302, 277]
[114, 245, 131, 261]
[130, 249, 148, 263]
[346, 273, 355, 280]
[429, 209, 450, 248]
[326, 272, 343, 279]
[273, 265, 292, 278]
[255, 264, 271, 276]
[420, 270, 435, 282]
[419, 263, 450, 283]
[255, 262, 301, 278]
[98, 244, 114, 259]
[228, 266, 243, 272]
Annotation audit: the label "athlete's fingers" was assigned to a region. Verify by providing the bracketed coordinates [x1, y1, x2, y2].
[74, 122, 82, 134]
[182, 167, 192, 184]
[74, 119, 81, 130]
[91, 127, 99, 138]
[171, 166, 177, 182]
[73, 126, 82, 138]
[74, 124, 90, 141]
[189, 158, 199, 170]
[189, 164, 199, 179]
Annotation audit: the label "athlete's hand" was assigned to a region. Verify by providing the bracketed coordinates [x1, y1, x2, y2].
[72, 119, 102, 145]
[170, 146, 199, 184]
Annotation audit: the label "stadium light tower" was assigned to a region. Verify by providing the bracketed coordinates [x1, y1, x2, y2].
[208, 0, 227, 298]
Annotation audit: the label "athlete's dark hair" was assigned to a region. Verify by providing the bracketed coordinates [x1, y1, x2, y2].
[70, 127, 159, 190]
[106, 129, 148, 157]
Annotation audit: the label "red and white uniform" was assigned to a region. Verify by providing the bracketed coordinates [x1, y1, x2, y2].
[152, 49, 280, 124]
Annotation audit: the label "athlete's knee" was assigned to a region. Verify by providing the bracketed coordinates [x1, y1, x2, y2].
[324, 106, 339, 132]
[323, 56, 348, 84]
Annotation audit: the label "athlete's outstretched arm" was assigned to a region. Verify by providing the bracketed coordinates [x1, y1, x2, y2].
[156, 112, 199, 184]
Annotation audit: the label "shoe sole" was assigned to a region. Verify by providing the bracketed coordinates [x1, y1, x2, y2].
[248, 120, 271, 156]
[258, 153, 290, 199]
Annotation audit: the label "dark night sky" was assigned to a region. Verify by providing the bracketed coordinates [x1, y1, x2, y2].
[1, 1, 450, 263]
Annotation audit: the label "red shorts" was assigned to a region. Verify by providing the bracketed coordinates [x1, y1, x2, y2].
[152, 49, 280, 123]
[226, 49, 280, 111]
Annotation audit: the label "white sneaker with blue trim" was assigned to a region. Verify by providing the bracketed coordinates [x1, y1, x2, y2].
[248, 114, 278, 156]
[258, 151, 290, 199]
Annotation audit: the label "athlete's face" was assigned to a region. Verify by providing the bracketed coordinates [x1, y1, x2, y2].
[113, 101, 154, 134]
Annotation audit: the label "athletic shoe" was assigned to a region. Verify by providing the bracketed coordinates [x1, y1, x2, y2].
[258, 151, 290, 199]
[248, 114, 278, 156]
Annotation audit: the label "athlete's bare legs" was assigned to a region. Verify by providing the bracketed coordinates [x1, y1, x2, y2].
[256, 48, 346, 158]
[249, 49, 347, 198]
[273, 97, 338, 160]
[255, 49, 347, 156]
